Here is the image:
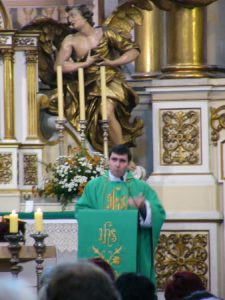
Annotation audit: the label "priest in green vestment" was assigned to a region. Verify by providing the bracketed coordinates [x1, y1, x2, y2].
[75, 144, 166, 286]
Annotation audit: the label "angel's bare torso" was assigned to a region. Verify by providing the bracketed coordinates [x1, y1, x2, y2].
[63, 27, 103, 61]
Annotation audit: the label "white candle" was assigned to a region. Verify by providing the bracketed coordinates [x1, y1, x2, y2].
[34, 208, 43, 232]
[78, 68, 85, 121]
[9, 210, 18, 233]
[56, 65, 64, 120]
[100, 66, 107, 120]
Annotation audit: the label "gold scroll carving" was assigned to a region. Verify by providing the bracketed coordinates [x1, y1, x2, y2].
[210, 105, 225, 144]
[23, 154, 38, 185]
[0, 153, 13, 184]
[161, 110, 200, 165]
[155, 232, 209, 290]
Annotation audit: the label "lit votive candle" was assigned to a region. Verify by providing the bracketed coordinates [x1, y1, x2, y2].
[34, 208, 43, 232]
[9, 210, 18, 233]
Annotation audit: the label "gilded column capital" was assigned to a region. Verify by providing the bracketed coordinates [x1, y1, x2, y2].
[1, 48, 14, 59]
[25, 49, 38, 64]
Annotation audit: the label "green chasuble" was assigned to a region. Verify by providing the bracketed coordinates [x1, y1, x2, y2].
[75, 171, 166, 286]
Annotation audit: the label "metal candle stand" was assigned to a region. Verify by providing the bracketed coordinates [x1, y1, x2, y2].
[79, 120, 87, 147]
[5, 233, 23, 277]
[30, 233, 48, 291]
[100, 120, 109, 159]
[55, 119, 66, 160]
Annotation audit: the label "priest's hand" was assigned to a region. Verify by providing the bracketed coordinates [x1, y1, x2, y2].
[128, 194, 145, 209]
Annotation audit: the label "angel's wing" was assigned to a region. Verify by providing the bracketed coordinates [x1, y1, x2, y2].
[103, 0, 216, 35]
[22, 17, 75, 86]
[103, 0, 173, 36]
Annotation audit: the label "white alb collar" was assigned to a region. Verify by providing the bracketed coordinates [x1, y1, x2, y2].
[109, 171, 127, 182]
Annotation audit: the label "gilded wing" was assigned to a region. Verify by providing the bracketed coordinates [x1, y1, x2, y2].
[104, 0, 174, 37]
[104, 0, 153, 37]
[22, 17, 75, 86]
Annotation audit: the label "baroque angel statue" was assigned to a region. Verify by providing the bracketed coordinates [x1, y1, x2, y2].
[22, 0, 216, 152]
[23, 1, 153, 152]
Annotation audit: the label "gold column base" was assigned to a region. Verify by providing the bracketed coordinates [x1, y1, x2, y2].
[132, 71, 161, 79]
[160, 64, 225, 79]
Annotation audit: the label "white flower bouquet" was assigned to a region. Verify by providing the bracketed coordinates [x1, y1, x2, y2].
[37, 147, 106, 210]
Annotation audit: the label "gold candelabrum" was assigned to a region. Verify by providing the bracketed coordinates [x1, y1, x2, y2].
[100, 120, 109, 160]
[55, 119, 66, 161]
[30, 232, 48, 291]
[4, 233, 24, 277]
[79, 120, 88, 148]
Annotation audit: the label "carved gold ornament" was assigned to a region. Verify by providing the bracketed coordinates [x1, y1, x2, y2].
[161, 110, 200, 165]
[0, 35, 10, 45]
[0, 153, 13, 184]
[210, 105, 225, 144]
[14, 37, 36, 47]
[155, 232, 209, 290]
[168, 0, 217, 7]
[23, 154, 38, 185]
[151, 0, 217, 9]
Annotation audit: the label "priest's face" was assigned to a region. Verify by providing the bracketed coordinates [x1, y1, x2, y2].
[109, 152, 129, 178]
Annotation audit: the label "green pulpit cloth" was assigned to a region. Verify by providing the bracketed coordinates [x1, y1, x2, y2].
[77, 209, 138, 275]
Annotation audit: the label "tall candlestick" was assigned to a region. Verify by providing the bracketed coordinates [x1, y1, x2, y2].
[78, 68, 85, 121]
[56, 65, 64, 120]
[9, 210, 18, 233]
[34, 208, 43, 232]
[100, 66, 107, 120]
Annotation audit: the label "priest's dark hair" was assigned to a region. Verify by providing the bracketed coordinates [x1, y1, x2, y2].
[109, 144, 132, 162]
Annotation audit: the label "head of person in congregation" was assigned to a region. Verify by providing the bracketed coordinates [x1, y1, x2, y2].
[75, 144, 166, 287]
[44, 261, 120, 300]
[116, 272, 156, 300]
[0, 277, 36, 300]
[164, 271, 222, 300]
[89, 257, 116, 281]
